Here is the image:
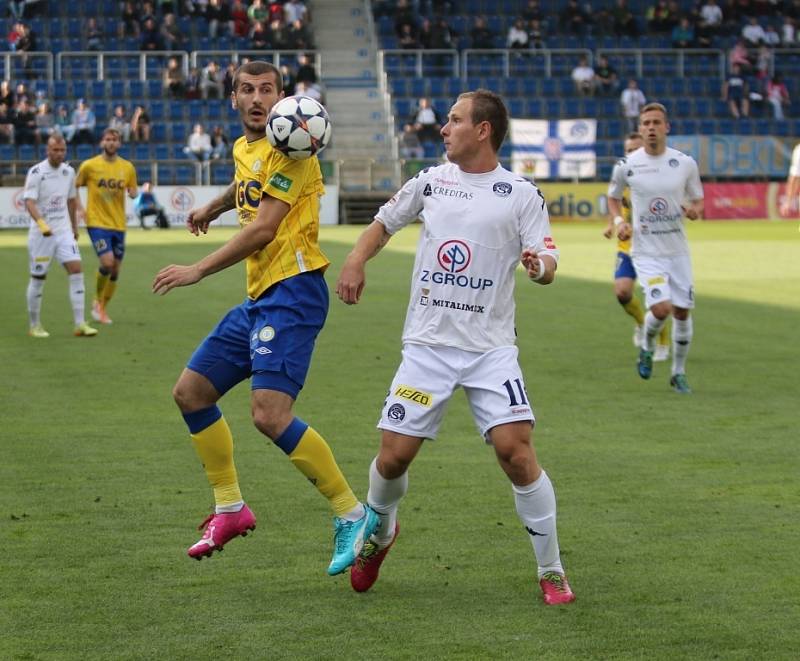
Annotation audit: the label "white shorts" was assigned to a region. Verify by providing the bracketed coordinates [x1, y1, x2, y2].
[378, 343, 535, 442]
[28, 229, 81, 277]
[632, 254, 694, 310]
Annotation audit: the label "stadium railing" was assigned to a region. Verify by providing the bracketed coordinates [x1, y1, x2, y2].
[55, 51, 190, 81]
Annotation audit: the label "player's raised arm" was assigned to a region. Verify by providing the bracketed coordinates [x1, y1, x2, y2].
[336, 219, 392, 305]
[153, 194, 289, 295]
[186, 180, 237, 235]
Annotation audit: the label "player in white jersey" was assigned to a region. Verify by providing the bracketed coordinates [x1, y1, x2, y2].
[779, 142, 800, 220]
[608, 103, 704, 393]
[24, 134, 97, 338]
[336, 89, 575, 606]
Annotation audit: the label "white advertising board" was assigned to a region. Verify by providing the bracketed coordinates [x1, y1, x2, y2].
[0, 184, 339, 229]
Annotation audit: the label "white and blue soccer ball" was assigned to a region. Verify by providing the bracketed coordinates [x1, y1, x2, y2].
[265, 95, 332, 160]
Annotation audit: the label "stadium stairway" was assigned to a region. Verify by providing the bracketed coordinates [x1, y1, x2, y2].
[314, 0, 397, 191]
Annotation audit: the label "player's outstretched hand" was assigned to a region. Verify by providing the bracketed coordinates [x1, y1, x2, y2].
[152, 264, 202, 295]
[616, 221, 632, 241]
[521, 248, 543, 279]
[186, 206, 213, 236]
[336, 261, 366, 305]
[602, 223, 614, 239]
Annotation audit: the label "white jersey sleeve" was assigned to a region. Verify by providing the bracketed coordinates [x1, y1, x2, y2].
[375, 169, 427, 234]
[23, 163, 43, 202]
[684, 157, 703, 201]
[519, 181, 559, 263]
[607, 157, 628, 199]
[789, 143, 800, 177]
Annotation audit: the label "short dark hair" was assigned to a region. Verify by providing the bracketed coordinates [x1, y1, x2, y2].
[626, 131, 643, 141]
[233, 60, 283, 94]
[456, 89, 509, 152]
[640, 102, 668, 120]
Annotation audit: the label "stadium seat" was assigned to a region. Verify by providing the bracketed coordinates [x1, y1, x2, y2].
[154, 144, 170, 162]
[152, 124, 167, 142]
[129, 81, 144, 99]
[91, 80, 107, 98]
[133, 144, 152, 160]
[147, 80, 162, 99]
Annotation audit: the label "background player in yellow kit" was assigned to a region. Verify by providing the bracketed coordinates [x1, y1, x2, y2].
[604, 132, 669, 361]
[75, 128, 138, 325]
[152, 61, 377, 575]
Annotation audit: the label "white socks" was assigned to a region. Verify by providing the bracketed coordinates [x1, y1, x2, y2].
[27, 277, 45, 327]
[68, 273, 86, 325]
[672, 316, 693, 376]
[644, 311, 667, 352]
[513, 470, 564, 578]
[367, 456, 407, 547]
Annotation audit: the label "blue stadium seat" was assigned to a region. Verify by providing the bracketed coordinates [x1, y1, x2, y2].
[110, 80, 126, 100]
[154, 144, 170, 161]
[94, 102, 108, 119]
[189, 101, 203, 122]
[169, 104, 185, 122]
[147, 80, 162, 99]
[149, 102, 165, 120]
[176, 164, 196, 185]
[527, 99, 543, 116]
[171, 124, 187, 143]
[72, 81, 87, 100]
[0, 145, 15, 161]
[509, 99, 525, 116]
[129, 81, 144, 99]
[118, 144, 132, 159]
[682, 119, 698, 135]
[699, 119, 715, 134]
[54, 81, 68, 100]
[76, 145, 94, 160]
[152, 124, 167, 142]
[171, 144, 186, 159]
[91, 81, 106, 98]
[133, 144, 151, 160]
[207, 104, 222, 121]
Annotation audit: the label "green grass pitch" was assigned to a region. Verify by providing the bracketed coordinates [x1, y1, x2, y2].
[1, 221, 798, 660]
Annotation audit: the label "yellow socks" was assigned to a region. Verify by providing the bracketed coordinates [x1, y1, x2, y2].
[183, 406, 242, 509]
[275, 418, 359, 517]
[102, 278, 118, 307]
[95, 269, 110, 303]
[622, 297, 645, 326]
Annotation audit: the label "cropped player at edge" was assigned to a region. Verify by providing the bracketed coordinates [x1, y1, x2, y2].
[75, 128, 138, 325]
[152, 61, 378, 576]
[604, 132, 669, 361]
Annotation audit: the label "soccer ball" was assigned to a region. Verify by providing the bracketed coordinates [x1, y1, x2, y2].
[265, 95, 332, 160]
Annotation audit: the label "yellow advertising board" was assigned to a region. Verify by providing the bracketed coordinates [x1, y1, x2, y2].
[537, 183, 610, 222]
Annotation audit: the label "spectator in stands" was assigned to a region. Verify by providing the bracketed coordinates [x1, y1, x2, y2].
[398, 23, 420, 49]
[781, 16, 796, 46]
[108, 105, 132, 142]
[288, 18, 313, 49]
[54, 104, 74, 142]
[14, 82, 29, 104]
[0, 104, 14, 144]
[200, 60, 224, 99]
[185, 67, 202, 99]
[141, 17, 164, 50]
[163, 56, 186, 99]
[671, 16, 695, 47]
[268, 0, 286, 23]
[763, 24, 780, 47]
[295, 53, 318, 85]
[0, 80, 15, 109]
[280, 64, 296, 97]
[571, 56, 596, 96]
[507, 18, 529, 49]
[295, 80, 322, 103]
[469, 16, 495, 49]
[722, 64, 750, 118]
[729, 39, 752, 73]
[646, 0, 672, 33]
[251, 20, 270, 49]
[528, 19, 545, 49]
[134, 182, 169, 230]
[185, 123, 213, 161]
[247, 0, 269, 27]
[71, 99, 96, 145]
[399, 123, 424, 160]
[33, 101, 54, 145]
[6, 22, 24, 52]
[742, 16, 766, 47]
[85, 17, 104, 51]
[9, 0, 44, 20]
[699, 0, 723, 35]
[561, 0, 589, 35]
[119, 1, 140, 39]
[611, 0, 639, 38]
[269, 17, 289, 49]
[15, 21, 36, 53]
[409, 97, 442, 144]
[131, 105, 151, 142]
[284, 0, 309, 24]
[620, 78, 646, 132]
[210, 125, 230, 160]
[161, 13, 185, 50]
[230, 0, 250, 37]
[13, 98, 36, 145]
[394, 0, 417, 40]
[767, 74, 790, 120]
[522, 0, 544, 22]
[595, 55, 619, 95]
[204, 0, 231, 38]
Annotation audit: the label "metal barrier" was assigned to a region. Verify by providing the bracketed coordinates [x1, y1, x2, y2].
[190, 50, 320, 76]
[461, 48, 594, 79]
[0, 52, 53, 82]
[377, 49, 459, 78]
[595, 48, 726, 80]
[55, 51, 190, 81]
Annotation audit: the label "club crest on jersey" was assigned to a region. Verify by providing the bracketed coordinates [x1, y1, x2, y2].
[258, 326, 275, 342]
[669, 158, 679, 168]
[493, 182, 512, 197]
[437, 240, 471, 273]
[649, 198, 668, 214]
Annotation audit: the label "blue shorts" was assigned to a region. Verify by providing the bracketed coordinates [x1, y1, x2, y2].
[87, 228, 126, 260]
[614, 251, 637, 280]
[187, 270, 329, 399]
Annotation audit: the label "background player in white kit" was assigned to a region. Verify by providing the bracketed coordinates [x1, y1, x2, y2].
[608, 103, 704, 394]
[778, 142, 800, 220]
[336, 89, 575, 606]
[24, 134, 98, 338]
